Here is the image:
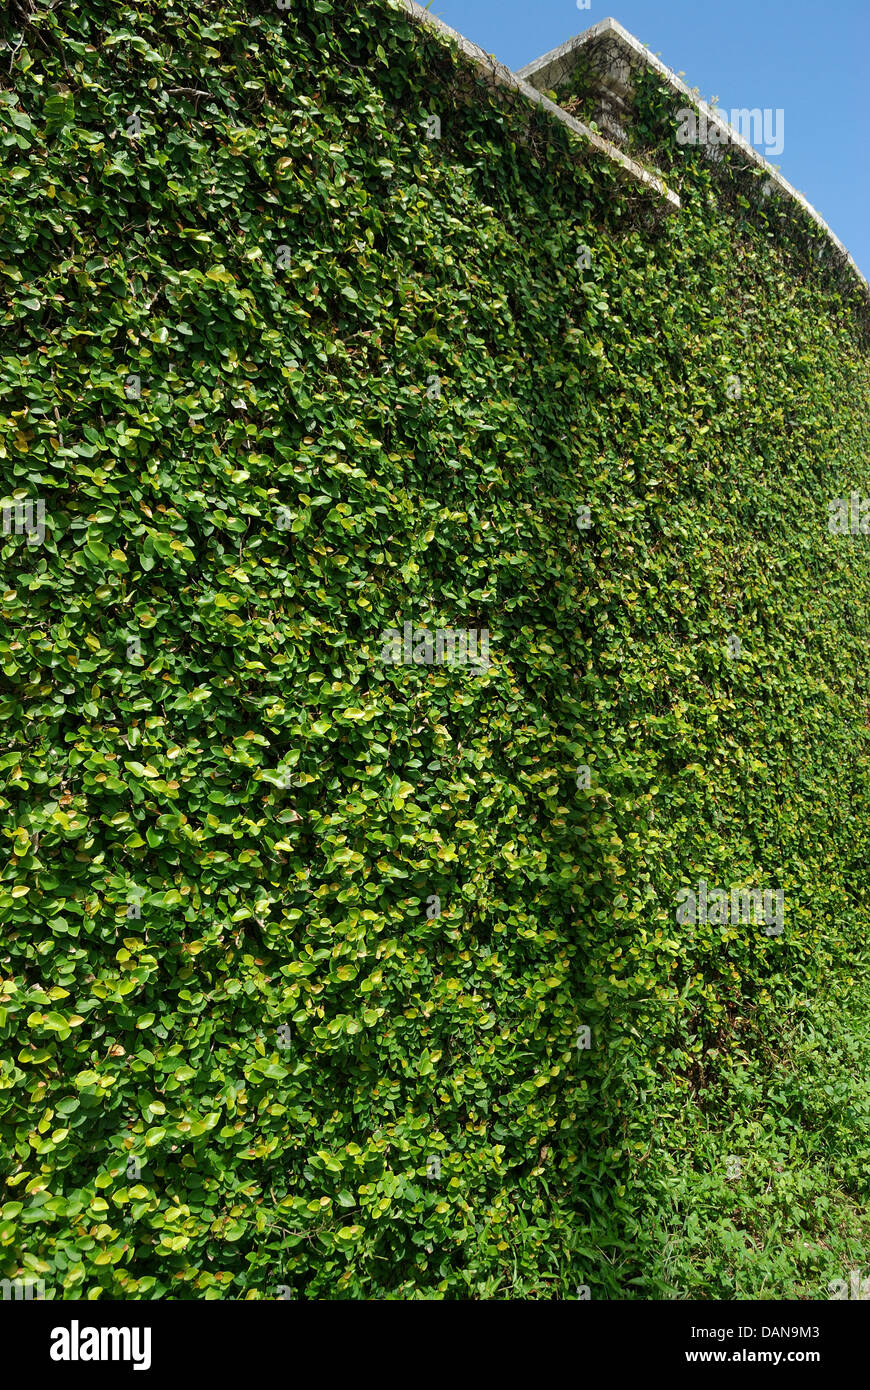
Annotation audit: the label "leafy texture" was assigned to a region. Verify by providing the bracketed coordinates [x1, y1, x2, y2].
[0, 0, 868, 1299]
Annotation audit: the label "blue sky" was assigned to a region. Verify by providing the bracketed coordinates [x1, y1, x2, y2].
[422, 0, 870, 283]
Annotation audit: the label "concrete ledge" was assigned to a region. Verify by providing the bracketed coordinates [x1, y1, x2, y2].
[518, 16, 869, 309]
[394, 1, 680, 211]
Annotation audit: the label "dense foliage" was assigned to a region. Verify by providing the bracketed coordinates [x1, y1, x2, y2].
[0, 0, 868, 1299]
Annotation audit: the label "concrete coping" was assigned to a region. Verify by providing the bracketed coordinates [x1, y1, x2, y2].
[395, 0, 680, 210]
[518, 16, 869, 306]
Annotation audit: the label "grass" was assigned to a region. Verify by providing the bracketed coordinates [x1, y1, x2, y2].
[594, 960, 870, 1299]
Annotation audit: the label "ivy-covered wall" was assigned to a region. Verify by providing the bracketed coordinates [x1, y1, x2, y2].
[0, 0, 868, 1300]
